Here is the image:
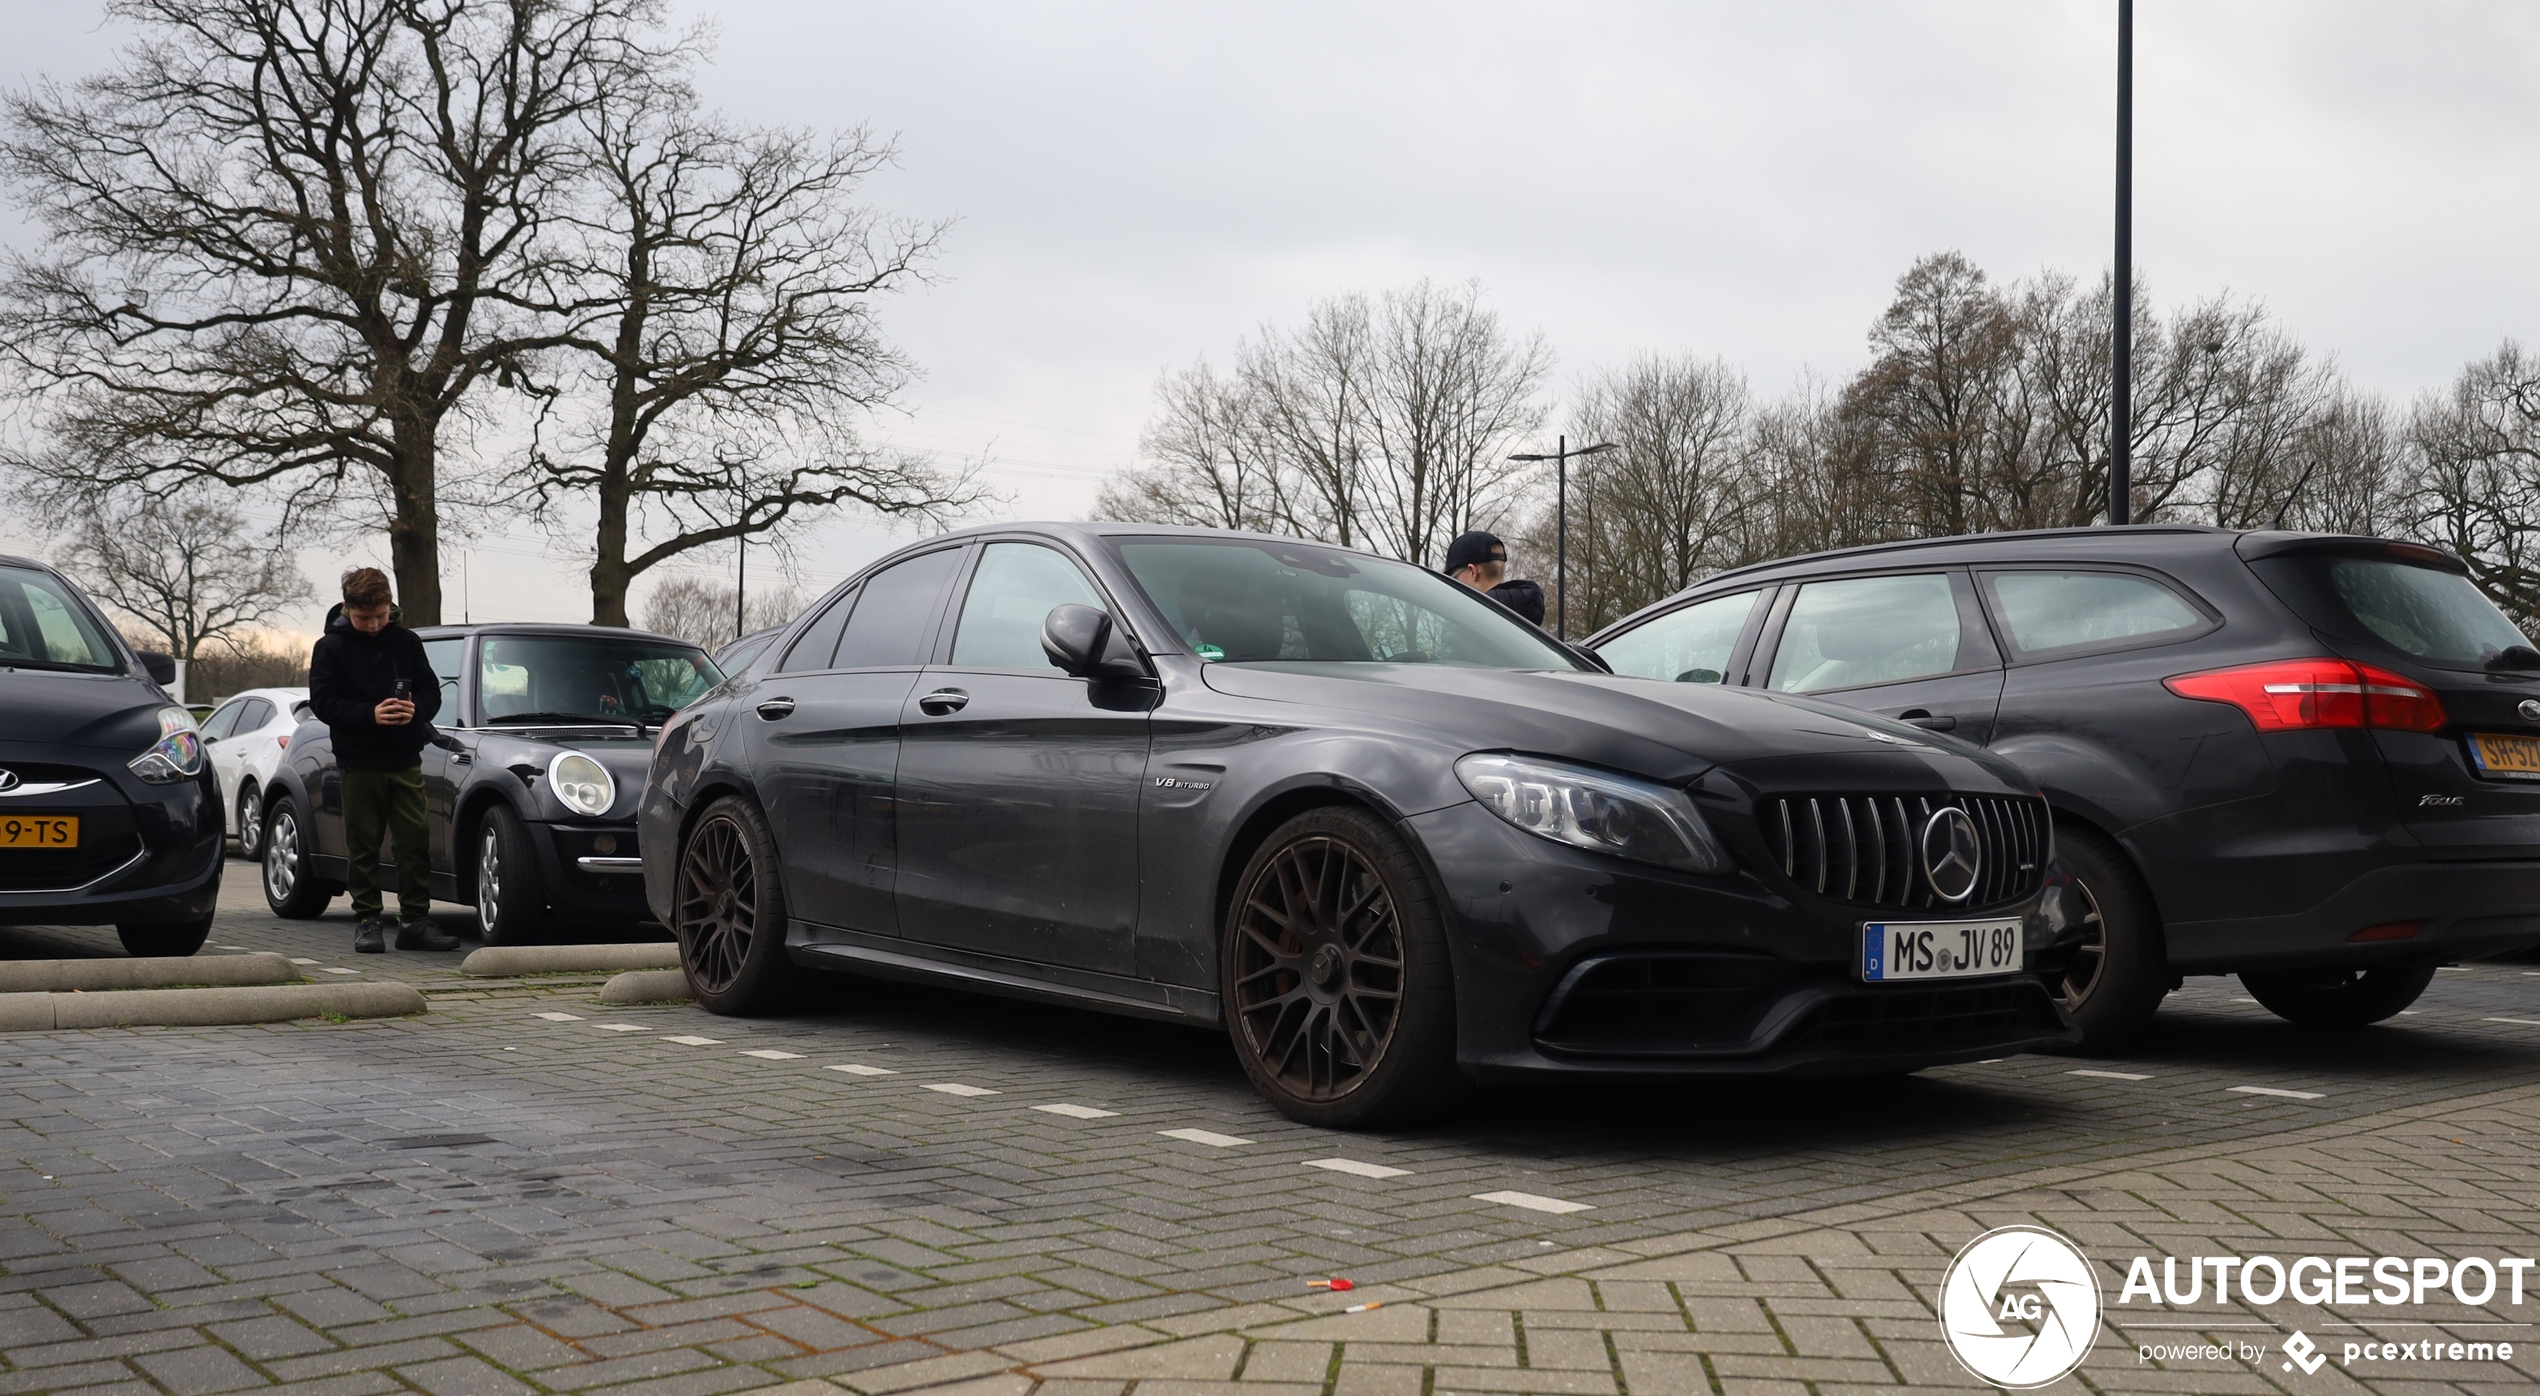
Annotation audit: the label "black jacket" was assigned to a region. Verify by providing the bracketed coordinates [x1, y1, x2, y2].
[308, 603, 442, 770]
[1489, 578, 1547, 627]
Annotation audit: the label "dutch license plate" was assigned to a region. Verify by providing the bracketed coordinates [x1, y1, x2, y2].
[1862, 917, 2023, 982]
[2467, 732, 2540, 780]
[0, 816, 77, 849]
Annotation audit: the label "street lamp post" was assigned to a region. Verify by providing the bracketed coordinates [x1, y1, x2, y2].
[2110, 0, 2134, 526]
[1509, 436, 1617, 640]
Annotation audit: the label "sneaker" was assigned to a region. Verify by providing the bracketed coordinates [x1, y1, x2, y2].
[352, 918, 386, 954]
[396, 917, 460, 952]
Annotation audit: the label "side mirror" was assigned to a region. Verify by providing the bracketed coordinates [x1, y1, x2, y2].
[137, 650, 177, 686]
[1042, 604, 1150, 681]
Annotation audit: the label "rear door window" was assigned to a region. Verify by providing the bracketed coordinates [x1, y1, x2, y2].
[200, 700, 247, 742]
[1767, 574, 1964, 694]
[833, 549, 964, 669]
[236, 698, 275, 732]
[1597, 592, 1759, 683]
[779, 587, 858, 673]
[1980, 570, 2210, 658]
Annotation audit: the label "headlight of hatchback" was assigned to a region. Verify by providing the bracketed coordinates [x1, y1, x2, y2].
[1454, 753, 1732, 875]
[549, 750, 615, 816]
[128, 706, 207, 784]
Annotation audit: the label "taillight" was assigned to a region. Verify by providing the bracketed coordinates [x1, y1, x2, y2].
[276, 735, 289, 750]
[2164, 659, 2445, 733]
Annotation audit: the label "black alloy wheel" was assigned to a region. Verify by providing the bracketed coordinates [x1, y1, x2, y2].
[2040, 827, 2170, 1054]
[1223, 806, 1459, 1127]
[236, 783, 263, 859]
[675, 796, 794, 1014]
[260, 795, 333, 918]
[2240, 963, 2437, 1028]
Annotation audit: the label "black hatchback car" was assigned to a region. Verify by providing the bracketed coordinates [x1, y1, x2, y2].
[1587, 525, 2540, 1048]
[260, 623, 722, 942]
[643, 523, 2084, 1126]
[0, 554, 222, 956]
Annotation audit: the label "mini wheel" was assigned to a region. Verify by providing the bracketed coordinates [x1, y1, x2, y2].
[260, 795, 332, 919]
[475, 805, 546, 946]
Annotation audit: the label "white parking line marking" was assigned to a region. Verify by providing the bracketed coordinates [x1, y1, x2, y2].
[664, 1035, 723, 1046]
[2439, 966, 2472, 972]
[2484, 1017, 2540, 1027]
[592, 1023, 649, 1033]
[741, 1049, 805, 1060]
[320, 967, 361, 975]
[1474, 1190, 1592, 1215]
[1304, 1157, 1411, 1179]
[1159, 1128, 1252, 1148]
[2068, 1069, 2152, 1081]
[2229, 1085, 2325, 1100]
[218, 944, 249, 951]
[923, 1083, 999, 1097]
[825, 1064, 896, 1076]
[1033, 1103, 1119, 1119]
[533, 1012, 583, 1022]
[289, 958, 320, 965]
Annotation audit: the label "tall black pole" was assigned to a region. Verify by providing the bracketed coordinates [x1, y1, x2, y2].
[1554, 434, 1568, 640]
[734, 533, 747, 639]
[2109, 0, 2134, 526]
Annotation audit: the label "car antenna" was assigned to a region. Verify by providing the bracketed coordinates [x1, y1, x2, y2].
[2270, 459, 2322, 531]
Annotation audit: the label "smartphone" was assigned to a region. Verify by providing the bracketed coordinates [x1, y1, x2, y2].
[392, 678, 412, 700]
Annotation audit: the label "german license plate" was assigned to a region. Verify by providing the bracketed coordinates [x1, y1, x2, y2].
[2467, 732, 2540, 780]
[1862, 918, 2023, 982]
[0, 816, 77, 848]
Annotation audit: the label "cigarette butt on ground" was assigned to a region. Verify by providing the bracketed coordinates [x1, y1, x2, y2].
[1344, 1301, 1383, 1313]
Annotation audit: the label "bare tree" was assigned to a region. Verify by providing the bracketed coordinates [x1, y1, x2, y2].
[1093, 360, 1279, 530]
[530, 81, 973, 624]
[2406, 341, 2540, 633]
[0, 0, 664, 625]
[638, 573, 803, 647]
[56, 492, 311, 701]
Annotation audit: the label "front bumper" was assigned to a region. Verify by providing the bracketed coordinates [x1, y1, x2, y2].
[530, 820, 653, 921]
[2165, 858, 2540, 972]
[0, 751, 223, 928]
[1407, 801, 2078, 1080]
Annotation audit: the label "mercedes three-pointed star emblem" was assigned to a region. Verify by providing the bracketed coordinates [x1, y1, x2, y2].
[1920, 806, 1983, 904]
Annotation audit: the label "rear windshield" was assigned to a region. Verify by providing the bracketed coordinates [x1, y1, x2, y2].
[0, 564, 123, 672]
[2251, 555, 2531, 669]
[1111, 537, 1585, 671]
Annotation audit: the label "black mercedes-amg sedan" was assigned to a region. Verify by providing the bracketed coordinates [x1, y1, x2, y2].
[260, 623, 722, 942]
[0, 554, 222, 956]
[640, 524, 2081, 1125]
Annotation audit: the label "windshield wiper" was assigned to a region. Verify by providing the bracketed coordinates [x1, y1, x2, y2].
[486, 711, 640, 727]
[2487, 646, 2540, 672]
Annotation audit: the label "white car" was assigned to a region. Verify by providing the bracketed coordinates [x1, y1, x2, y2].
[199, 686, 310, 858]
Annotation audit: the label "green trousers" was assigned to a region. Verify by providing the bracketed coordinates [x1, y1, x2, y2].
[343, 765, 431, 921]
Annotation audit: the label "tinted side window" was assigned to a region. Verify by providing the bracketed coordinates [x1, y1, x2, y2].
[1983, 570, 2205, 656]
[951, 543, 1106, 670]
[833, 549, 963, 669]
[200, 700, 247, 741]
[1768, 574, 1961, 694]
[779, 587, 858, 673]
[1598, 592, 1758, 683]
[237, 698, 275, 731]
[420, 638, 466, 720]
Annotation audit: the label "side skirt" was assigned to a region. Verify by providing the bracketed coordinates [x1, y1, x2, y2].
[787, 921, 1222, 1028]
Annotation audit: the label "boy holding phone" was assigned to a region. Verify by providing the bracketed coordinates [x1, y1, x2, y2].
[307, 567, 458, 953]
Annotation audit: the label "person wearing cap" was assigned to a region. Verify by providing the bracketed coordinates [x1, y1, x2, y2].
[1442, 531, 1508, 591]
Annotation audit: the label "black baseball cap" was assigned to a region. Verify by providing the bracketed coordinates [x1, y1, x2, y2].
[1443, 531, 1507, 573]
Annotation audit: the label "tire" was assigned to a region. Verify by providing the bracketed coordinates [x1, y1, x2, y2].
[673, 796, 796, 1015]
[2040, 826, 2169, 1053]
[117, 913, 212, 958]
[2240, 963, 2437, 1028]
[1221, 806, 1462, 1128]
[235, 783, 263, 859]
[261, 795, 333, 919]
[475, 805, 547, 947]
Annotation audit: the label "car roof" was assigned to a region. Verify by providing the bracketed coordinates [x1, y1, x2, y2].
[410, 621, 697, 647]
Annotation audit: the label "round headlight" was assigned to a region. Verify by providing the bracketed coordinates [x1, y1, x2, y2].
[548, 751, 615, 817]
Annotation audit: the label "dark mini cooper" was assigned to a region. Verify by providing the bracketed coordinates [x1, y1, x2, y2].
[261, 623, 722, 941]
[642, 523, 2084, 1125]
[0, 554, 222, 956]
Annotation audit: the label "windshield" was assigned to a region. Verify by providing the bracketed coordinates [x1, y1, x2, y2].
[0, 564, 123, 673]
[477, 634, 724, 725]
[1111, 537, 1585, 671]
[2252, 554, 2531, 669]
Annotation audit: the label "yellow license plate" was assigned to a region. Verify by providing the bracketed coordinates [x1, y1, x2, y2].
[0, 816, 78, 848]
[2468, 732, 2540, 779]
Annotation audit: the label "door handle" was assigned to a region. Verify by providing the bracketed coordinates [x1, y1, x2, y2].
[450, 750, 472, 765]
[918, 688, 970, 716]
[1898, 709, 1957, 732]
[756, 697, 796, 721]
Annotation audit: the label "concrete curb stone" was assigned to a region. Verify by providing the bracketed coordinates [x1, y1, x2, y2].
[0, 981, 426, 1030]
[597, 968, 693, 1004]
[458, 942, 679, 977]
[0, 952, 301, 992]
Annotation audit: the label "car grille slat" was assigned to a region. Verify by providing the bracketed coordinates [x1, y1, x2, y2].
[1760, 792, 2050, 911]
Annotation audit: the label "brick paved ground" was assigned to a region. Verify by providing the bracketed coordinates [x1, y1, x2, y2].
[6, 858, 2540, 1393]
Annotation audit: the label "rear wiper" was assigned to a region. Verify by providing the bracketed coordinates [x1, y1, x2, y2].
[486, 711, 639, 727]
[2487, 646, 2540, 672]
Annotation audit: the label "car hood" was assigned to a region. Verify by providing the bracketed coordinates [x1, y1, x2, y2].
[0, 667, 171, 750]
[468, 729, 656, 817]
[1196, 663, 2035, 794]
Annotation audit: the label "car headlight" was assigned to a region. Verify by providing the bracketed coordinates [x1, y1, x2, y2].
[1454, 753, 1732, 875]
[128, 706, 207, 784]
[549, 750, 615, 816]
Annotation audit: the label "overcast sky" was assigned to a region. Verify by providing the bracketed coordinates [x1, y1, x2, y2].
[7, 1, 2539, 635]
